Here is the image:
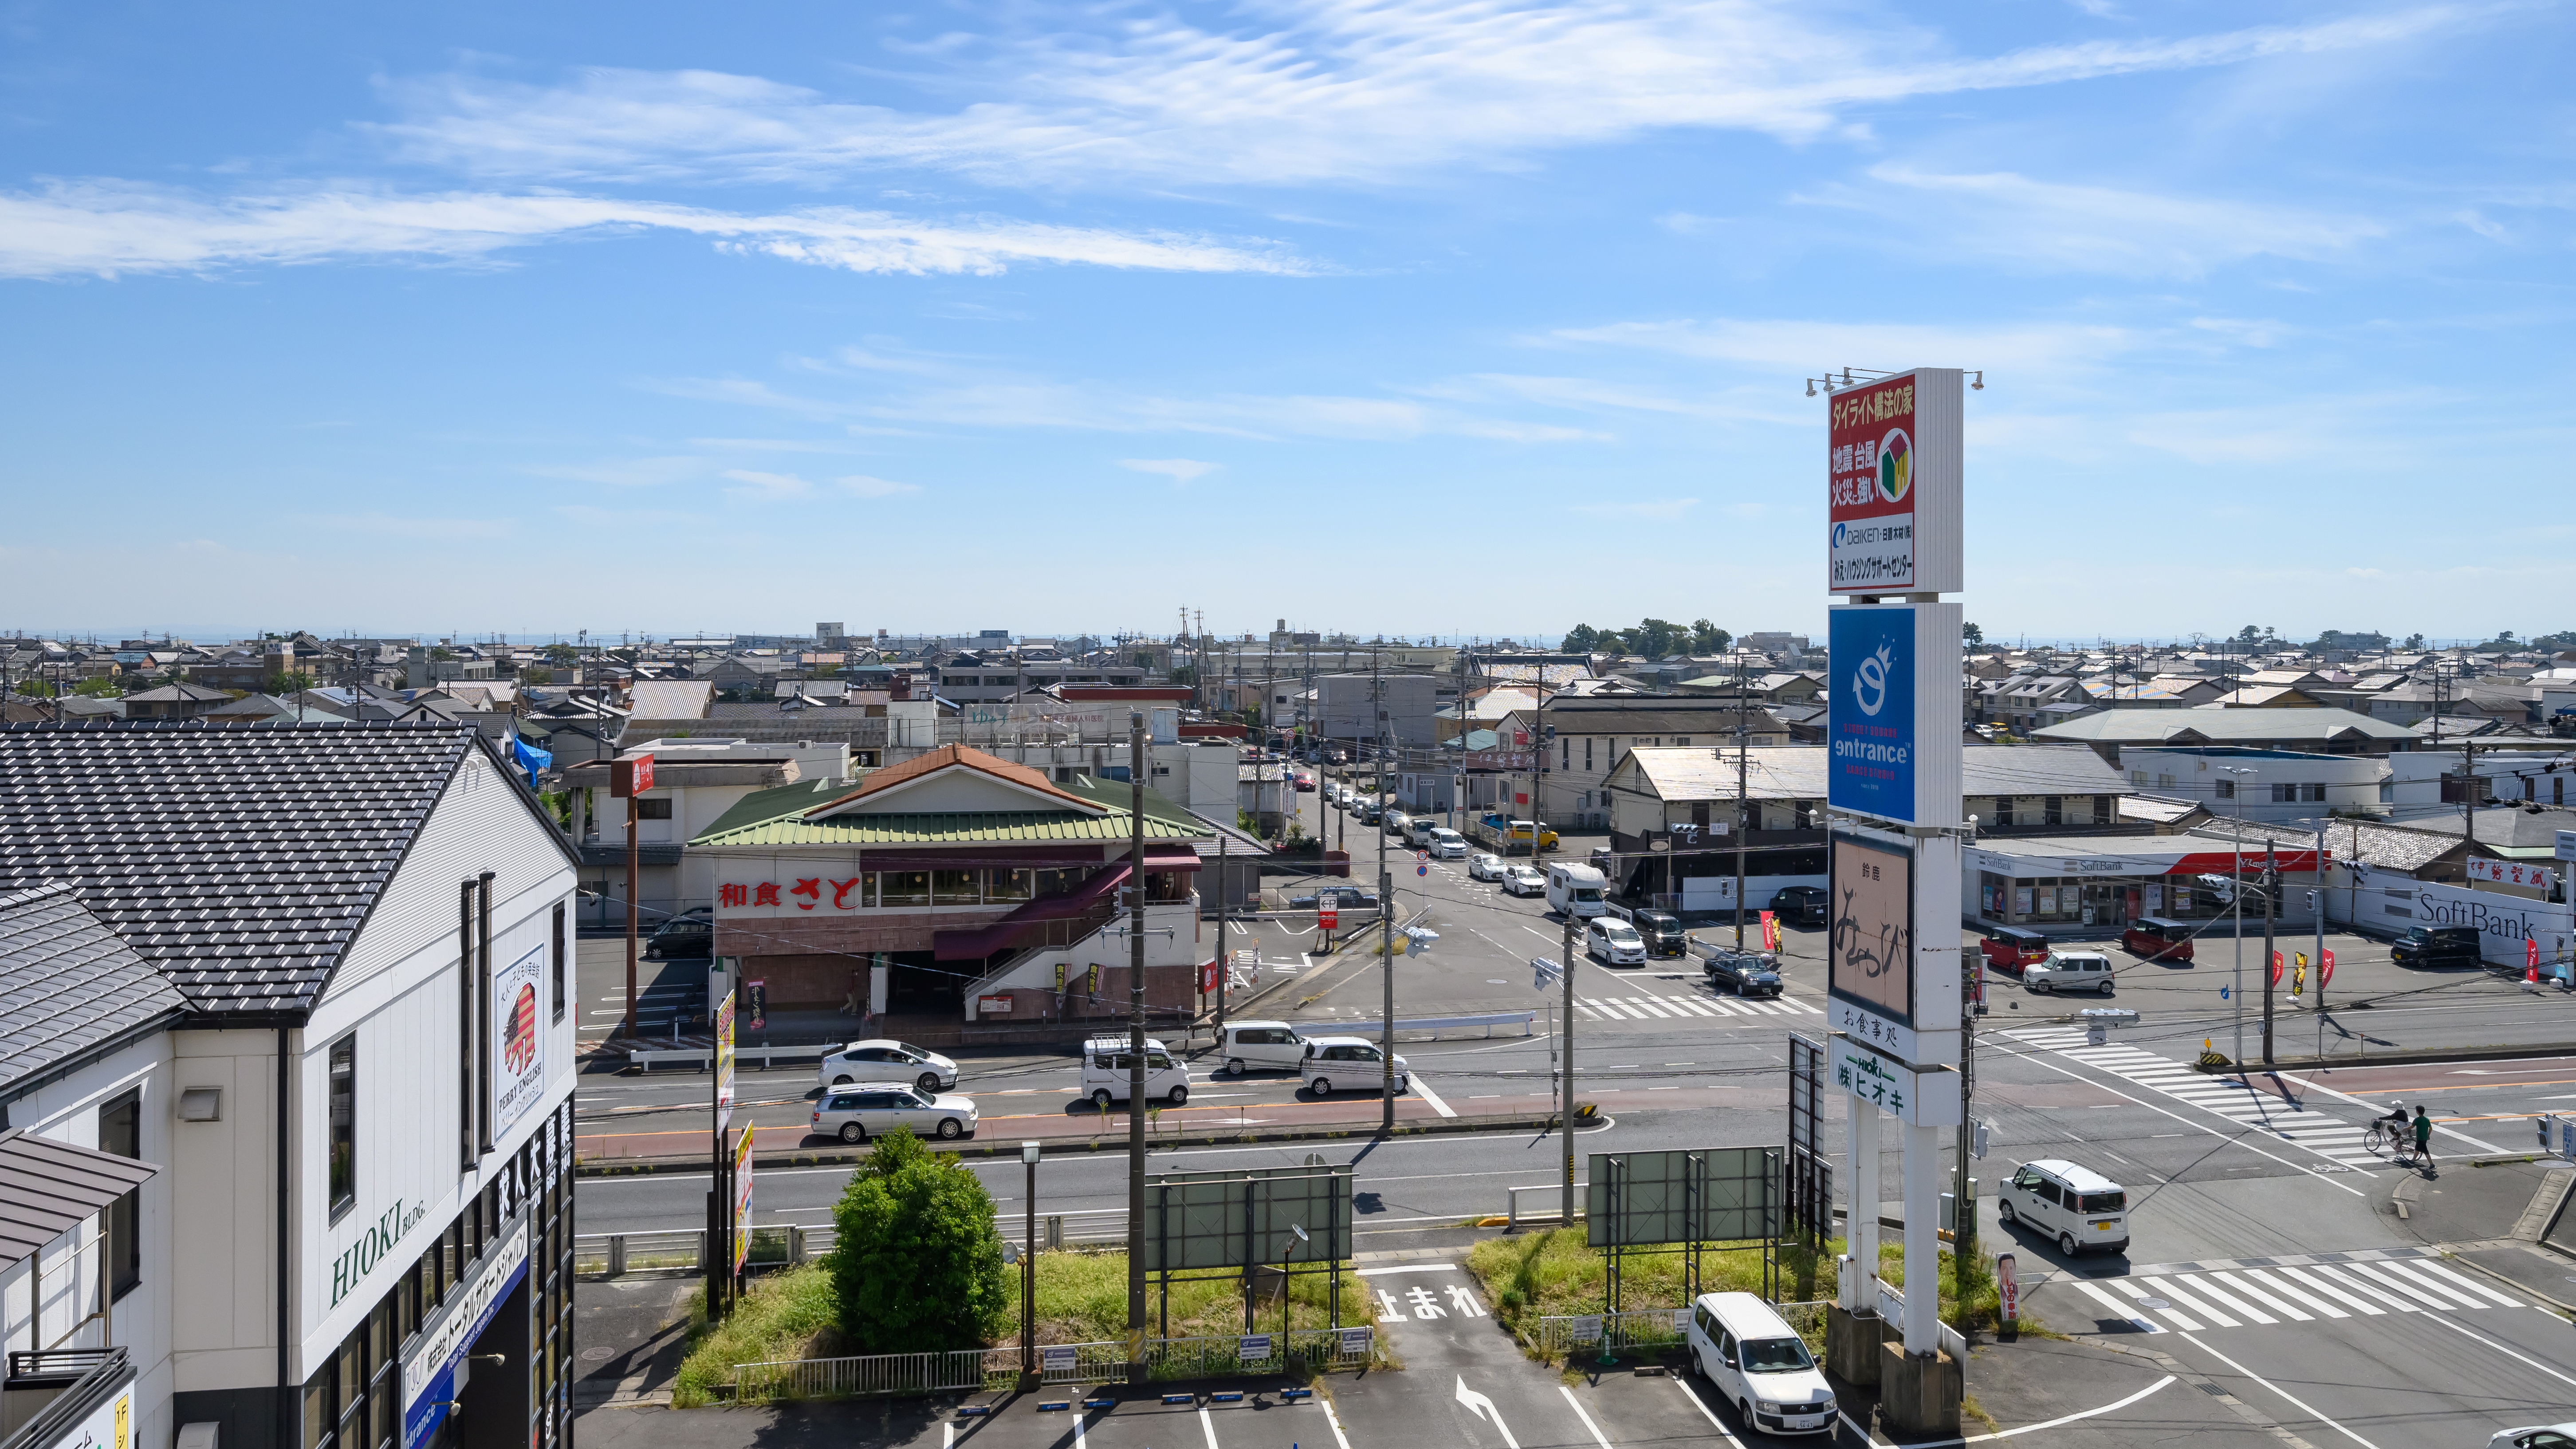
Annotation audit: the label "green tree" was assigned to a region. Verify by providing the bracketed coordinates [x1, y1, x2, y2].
[1631, 618, 1682, 658]
[1961, 622, 1986, 650]
[2403, 633, 2426, 649]
[1560, 624, 1601, 653]
[543, 643, 581, 666]
[13, 677, 53, 698]
[1688, 620, 1730, 654]
[824, 1127, 1008, 1354]
[267, 669, 315, 696]
[74, 676, 123, 698]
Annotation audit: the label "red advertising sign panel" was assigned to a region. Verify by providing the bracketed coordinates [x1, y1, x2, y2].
[2320, 948, 2335, 985]
[1827, 369, 1962, 594]
[611, 752, 655, 797]
[2270, 950, 2284, 986]
[1319, 908, 1339, 931]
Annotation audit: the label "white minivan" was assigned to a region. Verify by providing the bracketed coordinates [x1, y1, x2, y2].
[1684, 1292, 1838, 1436]
[1216, 1020, 1312, 1075]
[1546, 862, 1609, 918]
[1080, 1036, 1192, 1107]
[1585, 917, 1648, 966]
[2024, 951, 2115, 995]
[1299, 1036, 1408, 1095]
[1999, 1158, 2130, 1256]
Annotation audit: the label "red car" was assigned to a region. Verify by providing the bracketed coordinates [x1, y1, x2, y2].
[2122, 917, 2195, 964]
[1292, 772, 1316, 791]
[1980, 925, 2049, 976]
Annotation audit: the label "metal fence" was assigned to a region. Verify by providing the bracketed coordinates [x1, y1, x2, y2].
[1533, 1308, 1691, 1355]
[574, 1224, 831, 1278]
[731, 1328, 1371, 1402]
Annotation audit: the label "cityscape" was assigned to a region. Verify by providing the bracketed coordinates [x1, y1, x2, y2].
[5, 4, 2574, 1449]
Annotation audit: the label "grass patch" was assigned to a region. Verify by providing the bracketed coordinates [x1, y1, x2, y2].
[671, 1264, 844, 1407]
[1464, 1230, 2037, 1360]
[1003, 1248, 1365, 1342]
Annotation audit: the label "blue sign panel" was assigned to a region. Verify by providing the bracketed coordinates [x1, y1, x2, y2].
[1828, 606, 1918, 824]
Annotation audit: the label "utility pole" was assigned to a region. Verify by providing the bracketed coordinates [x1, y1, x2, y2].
[2314, 823, 2329, 1014]
[2261, 842, 2277, 1067]
[1560, 896, 1577, 1227]
[1734, 650, 1750, 948]
[1125, 712, 1148, 1382]
[1380, 660, 1398, 1134]
[1951, 949, 1976, 1331]
[1215, 831, 1229, 1043]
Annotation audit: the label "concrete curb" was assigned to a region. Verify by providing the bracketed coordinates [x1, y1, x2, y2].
[574, 1109, 1568, 1178]
[2192, 1041, 2576, 1073]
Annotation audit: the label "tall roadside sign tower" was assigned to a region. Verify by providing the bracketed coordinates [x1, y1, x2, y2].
[1817, 367, 1968, 1436]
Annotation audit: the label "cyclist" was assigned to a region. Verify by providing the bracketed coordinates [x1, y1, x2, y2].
[2371, 1101, 2410, 1152]
[2411, 1105, 2436, 1170]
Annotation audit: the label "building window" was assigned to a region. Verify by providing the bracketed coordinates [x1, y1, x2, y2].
[1675, 737, 1689, 746]
[1585, 738, 1594, 772]
[100, 1089, 141, 1299]
[2303, 783, 2326, 803]
[2044, 796, 2063, 826]
[2214, 778, 2234, 799]
[878, 870, 932, 907]
[328, 1034, 357, 1221]
[1562, 738, 1570, 771]
[2093, 796, 2112, 826]
[2271, 783, 2296, 803]
[1994, 798, 2015, 827]
[551, 900, 566, 1022]
[634, 797, 673, 820]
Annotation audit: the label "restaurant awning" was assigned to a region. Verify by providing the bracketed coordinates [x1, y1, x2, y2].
[0, 1129, 158, 1272]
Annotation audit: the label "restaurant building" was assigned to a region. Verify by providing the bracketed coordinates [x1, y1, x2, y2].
[0, 723, 580, 1449]
[690, 743, 1212, 1023]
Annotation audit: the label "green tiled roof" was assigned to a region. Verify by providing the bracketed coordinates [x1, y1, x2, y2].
[689, 774, 1210, 847]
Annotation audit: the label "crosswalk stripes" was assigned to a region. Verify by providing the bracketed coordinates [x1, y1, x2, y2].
[1578, 993, 1825, 1022]
[2000, 1028, 2394, 1170]
[2064, 1254, 2529, 1337]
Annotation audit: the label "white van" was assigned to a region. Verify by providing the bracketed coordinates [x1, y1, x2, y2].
[1684, 1292, 1838, 1435]
[1999, 1158, 2129, 1256]
[1216, 1020, 1312, 1075]
[1585, 917, 1648, 966]
[2024, 951, 2115, 995]
[1079, 1036, 1191, 1107]
[1298, 1036, 1408, 1095]
[1546, 862, 1609, 918]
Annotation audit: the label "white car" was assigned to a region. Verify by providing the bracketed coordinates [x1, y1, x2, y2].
[1502, 865, 1546, 897]
[1216, 1020, 1312, 1075]
[2025, 951, 2115, 995]
[2490, 1425, 2576, 1449]
[1585, 917, 1648, 966]
[1081, 1035, 1191, 1106]
[1428, 827, 1469, 859]
[1300, 1037, 1408, 1095]
[1999, 1158, 2130, 1256]
[1685, 1292, 1838, 1437]
[812, 1084, 979, 1142]
[1467, 851, 1507, 881]
[819, 1039, 959, 1093]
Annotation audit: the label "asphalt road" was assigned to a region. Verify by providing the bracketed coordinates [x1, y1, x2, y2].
[574, 782, 2576, 1446]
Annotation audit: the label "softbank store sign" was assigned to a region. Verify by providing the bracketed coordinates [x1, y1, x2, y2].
[1827, 602, 1962, 828]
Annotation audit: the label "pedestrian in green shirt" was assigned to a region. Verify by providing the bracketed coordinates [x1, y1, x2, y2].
[2411, 1106, 2435, 1172]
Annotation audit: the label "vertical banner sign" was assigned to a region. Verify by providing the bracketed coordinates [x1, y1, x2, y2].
[1828, 369, 1962, 595]
[2321, 949, 2335, 986]
[1760, 910, 1780, 951]
[490, 943, 547, 1136]
[1826, 602, 1963, 827]
[732, 1123, 755, 1274]
[713, 989, 736, 1137]
[1998, 1254, 2018, 1329]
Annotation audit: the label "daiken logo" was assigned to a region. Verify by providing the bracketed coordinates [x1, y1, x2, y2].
[1832, 521, 1847, 549]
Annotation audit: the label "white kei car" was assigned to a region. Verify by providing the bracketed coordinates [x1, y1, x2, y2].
[1467, 851, 1507, 881]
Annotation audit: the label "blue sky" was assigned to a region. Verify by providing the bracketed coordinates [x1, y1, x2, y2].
[4, 0, 2569, 645]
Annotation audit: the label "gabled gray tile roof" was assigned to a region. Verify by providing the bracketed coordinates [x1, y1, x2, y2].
[0, 722, 561, 1018]
[0, 882, 188, 1100]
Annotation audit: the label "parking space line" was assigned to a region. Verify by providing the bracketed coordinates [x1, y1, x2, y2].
[1324, 1395, 1354, 1449]
[1669, 1373, 1747, 1449]
[1557, 1385, 1616, 1449]
[1199, 1405, 1221, 1449]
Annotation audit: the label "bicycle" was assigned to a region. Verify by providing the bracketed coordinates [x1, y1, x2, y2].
[2361, 1120, 2405, 1156]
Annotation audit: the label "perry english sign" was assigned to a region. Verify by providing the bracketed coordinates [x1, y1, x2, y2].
[1828, 368, 1962, 595]
[490, 942, 548, 1138]
[1827, 601, 1962, 828]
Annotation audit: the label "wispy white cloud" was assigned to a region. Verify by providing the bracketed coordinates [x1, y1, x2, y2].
[1547, 315, 2135, 377]
[299, 512, 510, 539]
[837, 474, 921, 497]
[372, 5, 2499, 189]
[1801, 165, 2383, 278]
[0, 181, 1311, 280]
[523, 454, 706, 487]
[1120, 458, 1220, 484]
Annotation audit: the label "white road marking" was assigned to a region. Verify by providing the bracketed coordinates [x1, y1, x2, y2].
[2180, 1334, 2379, 1449]
[1558, 1385, 1616, 1449]
[1410, 1074, 1458, 1119]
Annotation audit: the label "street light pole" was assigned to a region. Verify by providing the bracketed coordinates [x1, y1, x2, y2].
[1021, 1141, 1041, 1390]
[1380, 667, 1397, 1135]
[2220, 766, 2255, 1065]
[1125, 712, 1148, 1382]
[1560, 902, 1577, 1228]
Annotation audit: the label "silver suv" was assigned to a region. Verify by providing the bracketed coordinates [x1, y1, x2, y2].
[811, 1084, 980, 1142]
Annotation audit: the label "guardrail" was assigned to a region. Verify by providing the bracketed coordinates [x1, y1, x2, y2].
[1505, 1181, 1588, 1231]
[732, 1327, 1371, 1401]
[1339, 1012, 1536, 1040]
[629, 1045, 830, 1071]
[574, 1223, 829, 1276]
[1533, 1300, 1830, 1358]
[1872, 1277, 1968, 1360]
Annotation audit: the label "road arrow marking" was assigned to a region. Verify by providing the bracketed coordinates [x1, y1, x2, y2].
[1456, 1378, 1522, 1449]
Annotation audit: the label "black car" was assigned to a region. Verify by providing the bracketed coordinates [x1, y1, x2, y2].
[1768, 885, 1829, 928]
[1628, 909, 1687, 957]
[2391, 925, 2482, 969]
[646, 906, 714, 959]
[1288, 886, 1381, 911]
